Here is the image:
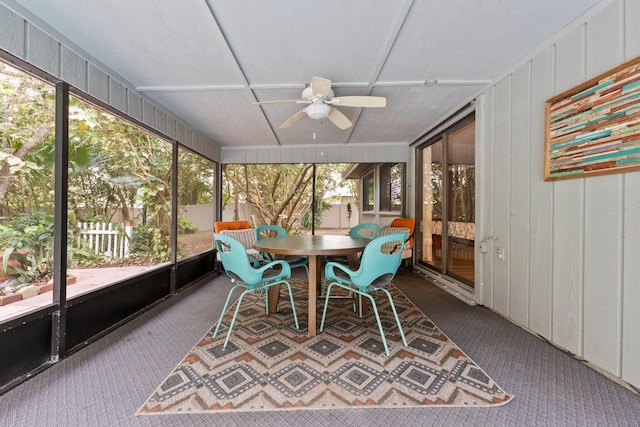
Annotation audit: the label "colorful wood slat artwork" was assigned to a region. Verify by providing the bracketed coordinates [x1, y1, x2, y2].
[544, 56, 640, 180]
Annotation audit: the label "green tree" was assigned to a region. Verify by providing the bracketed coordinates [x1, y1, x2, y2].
[222, 163, 351, 233]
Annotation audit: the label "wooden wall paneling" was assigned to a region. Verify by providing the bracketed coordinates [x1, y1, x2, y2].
[278, 147, 293, 164]
[60, 47, 86, 90]
[325, 145, 341, 163]
[583, 175, 622, 375]
[221, 148, 236, 164]
[528, 47, 555, 339]
[622, 171, 640, 386]
[142, 100, 156, 128]
[476, 92, 495, 307]
[361, 145, 376, 163]
[26, 24, 58, 77]
[508, 63, 531, 326]
[87, 64, 109, 104]
[626, 0, 640, 59]
[263, 147, 279, 164]
[551, 178, 584, 355]
[586, 0, 623, 76]
[211, 143, 221, 162]
[109, 79, 127, 113]
[166, 115, 177, 140]
[581, 3, 624, 376]
[156, 109, 167, 135]
[375, 145, 390, 162]
[127, 90, 143, 121]
[290, 147, 305, 164]
[339, 145, 354, 163]
[0, 5, 25, 58]
[308, 146, 322, 163]
[175, 122, 185, 144]
[492, 76, 512, 316]
[182, 128, 193, 149]
[343, 145, 359, 163]
[551, 24, 586, 356]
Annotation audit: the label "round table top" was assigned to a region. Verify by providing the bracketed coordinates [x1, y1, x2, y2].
[253, 234, 370, 256]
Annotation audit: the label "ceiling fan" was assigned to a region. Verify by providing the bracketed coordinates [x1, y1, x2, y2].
[253, 76, 386, 130]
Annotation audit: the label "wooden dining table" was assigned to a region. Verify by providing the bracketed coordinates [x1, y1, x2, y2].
[253, 234, 370, 337]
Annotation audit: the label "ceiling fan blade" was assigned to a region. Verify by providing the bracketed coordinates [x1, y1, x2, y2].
[279, 109, 307, 128]
[310, 76, 332, 98]
[330, 96, 386, 108]
[252, 99, 301, 105]
[327, 106, 352, 130]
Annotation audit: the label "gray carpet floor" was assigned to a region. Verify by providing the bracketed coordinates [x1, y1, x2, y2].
[0, 269, 638, 427]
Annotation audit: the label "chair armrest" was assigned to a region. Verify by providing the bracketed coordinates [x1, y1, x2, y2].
[325, 261, 355, 284]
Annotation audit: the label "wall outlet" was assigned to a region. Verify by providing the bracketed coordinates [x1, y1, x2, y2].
[496, 247, 505, 261]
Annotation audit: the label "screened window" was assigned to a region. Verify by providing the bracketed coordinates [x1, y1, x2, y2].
[177, 147, 215, 260]
[379, 163, 403, 213]
[0, 61, 56, 321]
[362, 172, 374, 212]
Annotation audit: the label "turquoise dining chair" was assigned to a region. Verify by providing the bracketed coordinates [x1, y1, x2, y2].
[349, 223, 381, 239]
[325, 223, 380, 264]
[256, 225, 309, 276]
[320, 232, 408, 356]
[322, 222, 381, 294]
[212, 233, 299, 348]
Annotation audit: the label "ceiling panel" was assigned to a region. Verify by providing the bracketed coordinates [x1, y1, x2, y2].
[9, 0, 605, 148]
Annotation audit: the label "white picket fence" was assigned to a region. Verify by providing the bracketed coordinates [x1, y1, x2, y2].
[77, 222, 133, 259]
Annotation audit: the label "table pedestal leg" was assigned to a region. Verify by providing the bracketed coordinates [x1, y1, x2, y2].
[308, 255, 318, 337]
[267, 284, 281, 314]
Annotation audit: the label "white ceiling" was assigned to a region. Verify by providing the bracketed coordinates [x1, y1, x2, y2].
[10, 0, 603, 148]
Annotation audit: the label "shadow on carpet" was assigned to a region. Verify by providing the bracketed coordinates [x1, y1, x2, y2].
[137, 278, 513, 414]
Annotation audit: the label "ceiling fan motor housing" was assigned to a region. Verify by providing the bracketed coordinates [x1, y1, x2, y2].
[306, 102, 331, 120]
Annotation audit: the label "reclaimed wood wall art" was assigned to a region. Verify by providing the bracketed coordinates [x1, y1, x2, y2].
[545, 55, 640, 180]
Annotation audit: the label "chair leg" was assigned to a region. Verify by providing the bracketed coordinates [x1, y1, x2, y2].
[320, 282, 337, 331]
[212, 284, 241, 340]
[357, 292, 389, 356]
[282, 281, 300, 329]
[380, 288, 408, 346]
[222, 289, 251, 348]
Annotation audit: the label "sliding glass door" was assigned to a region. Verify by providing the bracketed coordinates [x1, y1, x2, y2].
[417, 116, 475, 287]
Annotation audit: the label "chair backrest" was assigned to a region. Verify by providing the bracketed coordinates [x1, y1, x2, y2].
[256, 224, 288, 240]
[214, 220, 251, 233]
[349, 223, 380, 239]
[220, 228, 256, 250]
[390, 218, 415, 248]
[350, 233, 407, 288]
[214, 233, 284, 286]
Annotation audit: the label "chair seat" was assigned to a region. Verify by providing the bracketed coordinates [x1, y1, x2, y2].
[256, 225, 309, 276]
[283, 254, 307, 264]
[228, 266, 284, 286]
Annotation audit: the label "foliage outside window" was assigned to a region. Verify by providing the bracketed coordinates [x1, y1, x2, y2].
[67, 96, 173, 273]
[222, 163, 352, 233]
[362, 172, 374, 212]
[177, 147, 215, 260]
[448, 164, 475, 223]
[0, 61, 55, 297]
[379, 163, 403, 212]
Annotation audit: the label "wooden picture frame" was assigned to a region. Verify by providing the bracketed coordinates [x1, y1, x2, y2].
[544, 55, 640, 181]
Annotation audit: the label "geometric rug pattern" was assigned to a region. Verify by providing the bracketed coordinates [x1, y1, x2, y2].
[137, 279, 512, 414]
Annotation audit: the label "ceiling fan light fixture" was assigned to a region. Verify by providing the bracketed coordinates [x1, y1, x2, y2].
[305, 102, 331, 120]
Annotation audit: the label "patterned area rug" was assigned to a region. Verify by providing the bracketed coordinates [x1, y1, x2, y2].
[137, 279, 512, 414]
